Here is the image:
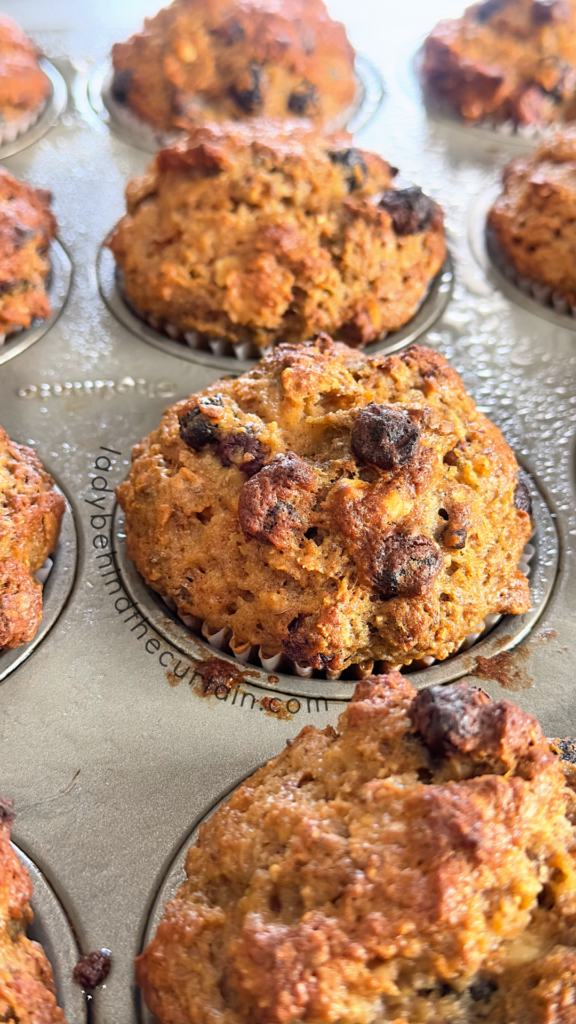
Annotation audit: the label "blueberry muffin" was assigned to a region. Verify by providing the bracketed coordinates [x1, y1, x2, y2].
[137, 673, 576, 1024]
[116, 337, 531, 673]
[0, 16, 51, 143]
[423, 0, 576, 127]
[0, 799, 66, 1022]
[488, 127, 576, 302]
[110, 0, 357, 134]
[0, 168, 57, 342]
[107, 121, 446, 351]
[0, 427, 65, 653]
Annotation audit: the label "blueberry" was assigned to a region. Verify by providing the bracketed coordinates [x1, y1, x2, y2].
[179, 407, 219, 451]
[328, 148, 368, 191]
[229, 64, 263, 113]
[351, 404, 420, 471]
[369, 533, 443, 600]
[380, 187, 438, 235]
[288, 82, 318, 115]
[111, 69, 132, 105]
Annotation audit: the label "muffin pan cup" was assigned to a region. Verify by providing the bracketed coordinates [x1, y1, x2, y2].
[97, 242, 454, 371]
[0, 59, 68, 159]
[468, 184, 576, 331]
[87, 53, 385, 154]
[0, 240, 73, 367]
[1, 8, 576, 1024]
[13, 845, 87, 1024]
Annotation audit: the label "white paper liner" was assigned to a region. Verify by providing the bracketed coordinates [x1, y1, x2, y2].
[160, 537, 535, 681]
[487, 227, 576, 318]
[35, 556, 53, 586]
[0, 98, 46, 146]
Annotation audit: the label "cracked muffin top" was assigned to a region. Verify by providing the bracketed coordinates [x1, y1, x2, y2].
[0, 168, 57, 337]
[116, 337, 531, 673]
[0, 426, 64, 653]
[0, 16, 50, 125]
[110, 0, 356, 133]
[136, 673, 576, 1024]
[423, 0, 576, 127]
[0, 799, 66, 1022]
[488, 127, 576, 302]
[107, 120, 445, 351]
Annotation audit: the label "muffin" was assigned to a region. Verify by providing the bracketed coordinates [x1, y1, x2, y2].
[0, 427, 65, 653]
[423, 0, 576, 127]
[110, 0, 357, 135]
[116, 337, 531, 674]
[0, 799, 66, 1022]
[0, 16, 51, 144]
[0, 168, 57, 343]
[137, 673, 576, 1024]
[488, 127, 576, 304]
[107, 121, 446, 352]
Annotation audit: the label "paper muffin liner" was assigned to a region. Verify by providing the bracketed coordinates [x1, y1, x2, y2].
[0, 98, 47, 146]
[35, 556, 54, 587]
[160, 539, 535, 681]
[0, 323, 24, 348]
[486, 227, 576, 318]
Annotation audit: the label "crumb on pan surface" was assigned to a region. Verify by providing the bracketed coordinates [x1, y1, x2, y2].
[0, 426, 64, 653]
[116, 337, 531, 672]
[0, 168, 56, 336]
[488, 127, 576, 302]
[110, 0, 356, 133]
[136, 673, 576, 1024]
[107, 120, 446, 350]
[0, 15, 50, 125]
[0, 798, 66, 1023]
[423, 0, 576, 127]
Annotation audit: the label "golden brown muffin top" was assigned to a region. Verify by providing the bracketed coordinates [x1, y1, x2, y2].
[111, 0, 356, 132]
[0, 15, 50, 116]
[117, 338, 530, 671]
[0, 799, 66, 1022]
[424, 0, 576, 125]
[0, 168, 57, 334]
[108, 120, 445, 348]
[136, 673, 576, 1024]
[0, 426, 65, 652]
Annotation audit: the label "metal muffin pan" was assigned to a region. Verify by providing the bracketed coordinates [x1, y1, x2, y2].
[97, 242, 454, 371]
[13, 844, 87, 1023]
[0, 240, 73, 367]
[87, 52, 385, 154]
[0, 4, 575, 1023]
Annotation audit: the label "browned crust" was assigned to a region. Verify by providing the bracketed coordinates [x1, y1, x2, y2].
[423, 0, 576, 127]
[136, 674, 576, 1024]
[116, 338, 531, 671]
[0, 426, 65, 653]
[107, 120, 445, 350]
[0, 799, 67, 1022]
[111, 0, 356, 132]
[0, 15, 50, 119]
[488, 127, 576, 302]
[0, 168, 57, 334]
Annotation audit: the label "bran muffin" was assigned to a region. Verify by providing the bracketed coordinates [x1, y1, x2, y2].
[488, 127, 576, 304]
[0, 799, 66, 1022]
[137, 673, 576, 1024]
[0, 168, 57, 341]
[116, 338, 531, 674]
[110, 0, 357, 134]
[0, 427, 65, 653]
[107, 121, 446, 351]
[0, 16, 50, 144]
[423, 0, 576, 127]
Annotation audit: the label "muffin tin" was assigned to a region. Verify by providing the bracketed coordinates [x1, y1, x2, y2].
[1, 7, 576, 1024]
